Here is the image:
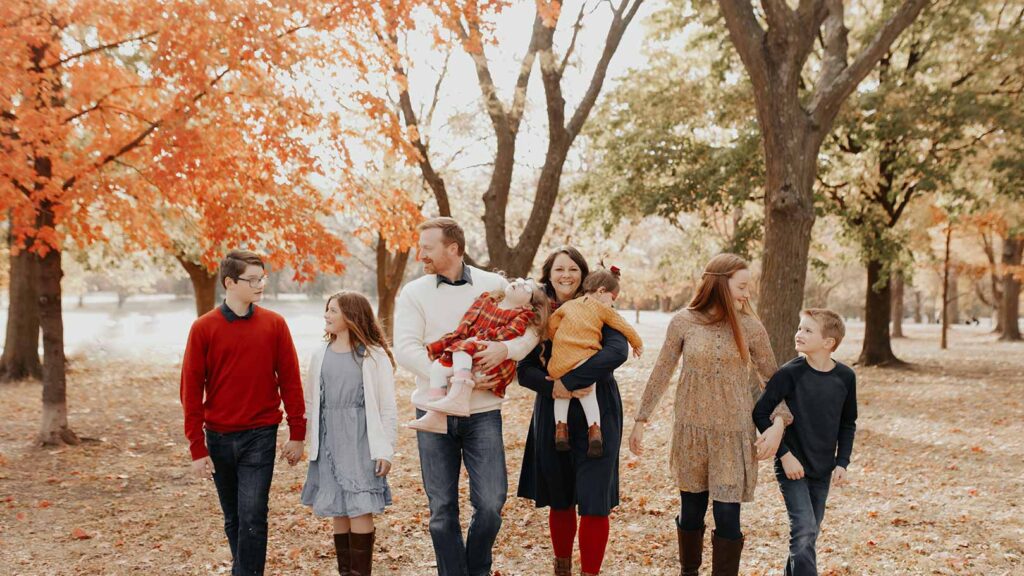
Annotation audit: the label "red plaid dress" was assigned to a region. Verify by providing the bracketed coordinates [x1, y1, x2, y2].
[426, 293, 536, 398]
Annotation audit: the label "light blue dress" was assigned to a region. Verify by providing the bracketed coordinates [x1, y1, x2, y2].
[301, 347, 392, 517]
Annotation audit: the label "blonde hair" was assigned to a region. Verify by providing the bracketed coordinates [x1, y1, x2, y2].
[687, 253, 751, 362]
[488, 283, 551, 336]
[800, 308, 846, 351]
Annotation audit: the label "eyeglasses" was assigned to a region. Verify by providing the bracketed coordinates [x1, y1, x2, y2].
[235, 275, 268, 288]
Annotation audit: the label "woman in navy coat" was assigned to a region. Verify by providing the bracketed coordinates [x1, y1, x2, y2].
[517, 246, 629, 576]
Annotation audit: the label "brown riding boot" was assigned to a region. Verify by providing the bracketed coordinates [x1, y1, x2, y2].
[333, 532, 351, 575]
[676, 519, 705, 576]
[710, 530, 744, 576]
[554, 556, 572, 575]
[586, 424, 603, 458]
[349, 530, 375, 576]
[555, 422, 570, 451]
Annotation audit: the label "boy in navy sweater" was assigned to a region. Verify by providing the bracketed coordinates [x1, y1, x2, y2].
[753, 308, 857, 576]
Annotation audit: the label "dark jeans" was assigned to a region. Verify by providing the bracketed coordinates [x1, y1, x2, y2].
[677, 490, 742, 540]
[416, 409, 507, 576]
[206, 425, 278, 576]
[776, 463, 832, 576]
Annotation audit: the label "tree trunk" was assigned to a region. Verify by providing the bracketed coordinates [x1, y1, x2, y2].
[177, 257, 218, 316]
[375, 235, 411, 341]
[756, 114, 819, 364]
[1, 246, 42, 381]
[947, 269, 960, 325]
[941, 223, 952, 349]
[36, 201, 79, 445]
[999, 235, 1022, 341]
[912, 290, 922, 324]
[859, 258, 902, 365]
[891, 271, 905, 338]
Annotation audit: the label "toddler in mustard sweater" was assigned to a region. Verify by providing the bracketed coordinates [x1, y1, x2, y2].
[547, 268, 643, 457]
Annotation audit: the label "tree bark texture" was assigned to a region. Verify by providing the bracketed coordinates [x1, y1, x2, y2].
[376, 235, 411, 341]
[859, 258, 902, 365]
[1, 246, 42, 381]
[999, 235, 1022, 341]
[177, 257, 218, 317]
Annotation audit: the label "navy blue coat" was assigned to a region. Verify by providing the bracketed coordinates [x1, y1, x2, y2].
[516, 327, 628, 516]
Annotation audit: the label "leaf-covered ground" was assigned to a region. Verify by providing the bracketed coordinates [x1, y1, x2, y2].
[1, 319, 1021, 575]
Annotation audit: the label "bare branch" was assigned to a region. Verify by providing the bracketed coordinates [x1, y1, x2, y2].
[387, 34, 452, 217]
[423, 48, 452, 138]
[558, 2, 588, 75]
[43, 31, 158, 69]
[717, 0, 770, 89]
[810, 0, 931, 125]
[567, 0, 645, 139]
[813, 0, 849, 97]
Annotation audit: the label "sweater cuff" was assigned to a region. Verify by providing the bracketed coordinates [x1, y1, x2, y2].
[775, 442, 791, 459]
[835, 457, 850, 469]
[288, 423, 307, 442]
[189, 439, 209, 461]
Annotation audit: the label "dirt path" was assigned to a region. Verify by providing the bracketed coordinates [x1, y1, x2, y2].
[1, 321, 1021, 575]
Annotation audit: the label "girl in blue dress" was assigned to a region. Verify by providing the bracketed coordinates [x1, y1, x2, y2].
[302, 291, 397, 575]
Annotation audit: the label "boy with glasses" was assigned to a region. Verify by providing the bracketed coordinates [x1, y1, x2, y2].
[180, 250, 306, 575]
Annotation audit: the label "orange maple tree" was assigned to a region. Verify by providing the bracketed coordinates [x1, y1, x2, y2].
[0, 0, 420, 444]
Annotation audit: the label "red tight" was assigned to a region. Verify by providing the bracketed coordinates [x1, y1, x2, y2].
[549, 508, 609, 574]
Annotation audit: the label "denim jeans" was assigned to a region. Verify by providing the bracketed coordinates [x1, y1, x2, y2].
[416, 409, 507, 576]
[206, 424, 278, 576]
[776, 463, 831, 576]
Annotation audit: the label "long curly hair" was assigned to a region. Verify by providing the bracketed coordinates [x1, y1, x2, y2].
[324, 291, 396, 368]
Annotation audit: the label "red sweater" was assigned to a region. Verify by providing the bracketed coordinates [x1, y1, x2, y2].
[180, 305, 306, 460]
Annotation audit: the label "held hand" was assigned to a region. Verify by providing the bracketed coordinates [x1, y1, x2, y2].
[780, 452, 805, 480]
[629, 423, 645, 456]
[755, 420, 785, 460]
[192, 456, 215, 480]
[280, 440, 304, 466]
[571, 384, 595, 399]
[633, 346, 643, 359]
[832, 465, 848, 487]
[548, 377, 573, 399]
[473, 372, 499, 391]
[473, 341, 509, 372]
[375, 459, 392, 478]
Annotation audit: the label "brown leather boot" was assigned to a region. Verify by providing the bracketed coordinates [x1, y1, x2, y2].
[333, 532, 351, 575]
[710, 530, 744, 576]
[349, 530, 375, 576]
[554, 556, 572, 575]
[555, 422, 570, 451]
[586, 424, 603, 458]
[676, 520, 704, 576]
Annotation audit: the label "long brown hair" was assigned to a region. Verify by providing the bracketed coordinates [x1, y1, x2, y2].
[539, 246, 589, 301]
[687, 253, 752, 362]
[325, 291, 396, 368]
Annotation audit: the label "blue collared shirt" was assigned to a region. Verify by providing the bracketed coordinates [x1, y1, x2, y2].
[436, 263, 474, 287]
[219, 301, 255, 322]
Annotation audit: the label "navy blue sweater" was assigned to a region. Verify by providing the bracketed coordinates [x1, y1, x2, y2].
[753, 356, 858, 479]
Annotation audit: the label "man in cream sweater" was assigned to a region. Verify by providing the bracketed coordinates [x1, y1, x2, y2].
[394, 217, 538, 576]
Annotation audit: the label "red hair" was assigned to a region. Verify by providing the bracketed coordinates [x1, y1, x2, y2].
[687, 253, 752, 362]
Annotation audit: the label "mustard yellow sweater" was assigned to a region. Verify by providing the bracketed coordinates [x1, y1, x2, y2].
[546, 296, 643, 379]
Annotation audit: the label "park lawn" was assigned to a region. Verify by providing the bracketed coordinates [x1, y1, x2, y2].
[0, 321, 1021, 575]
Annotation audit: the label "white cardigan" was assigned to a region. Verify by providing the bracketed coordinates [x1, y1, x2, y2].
[304, 343, 398, 463]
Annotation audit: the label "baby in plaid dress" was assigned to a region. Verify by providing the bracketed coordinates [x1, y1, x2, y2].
[408, 278, 550, 433]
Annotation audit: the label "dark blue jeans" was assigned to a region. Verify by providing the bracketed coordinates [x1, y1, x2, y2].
[206, 425, 278, 576]
[416, 409, 507, 576]
[776, 463, 831, 576]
